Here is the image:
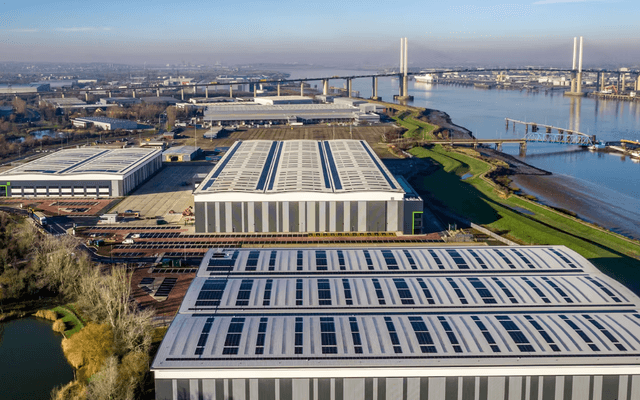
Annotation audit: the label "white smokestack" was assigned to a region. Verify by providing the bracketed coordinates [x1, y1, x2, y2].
[572, 37, 577, 70]
[578, 36, 583, 72]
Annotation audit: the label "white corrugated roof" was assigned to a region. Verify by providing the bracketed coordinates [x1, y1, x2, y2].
[194, 140, 404, 195]
[152, 246, 640, 374]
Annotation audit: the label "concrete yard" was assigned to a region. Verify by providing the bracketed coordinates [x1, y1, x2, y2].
[110, 164, 213, 225]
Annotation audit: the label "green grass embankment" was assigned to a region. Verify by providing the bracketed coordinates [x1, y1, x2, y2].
[52, 305, 85, 337]
[392, 111, 437, 140]
[409, 145, 640, 294]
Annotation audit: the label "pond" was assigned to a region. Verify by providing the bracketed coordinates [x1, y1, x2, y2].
[0, 317, 74, 399]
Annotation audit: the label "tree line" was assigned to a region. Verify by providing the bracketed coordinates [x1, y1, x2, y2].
[0, 213, 155, 399]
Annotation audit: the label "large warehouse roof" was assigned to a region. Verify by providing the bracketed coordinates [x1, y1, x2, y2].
[203, 103, 365, 122]
[152, 246, 640, 377]
[194, 140, 404, 195]
[0, 148, 161, 177]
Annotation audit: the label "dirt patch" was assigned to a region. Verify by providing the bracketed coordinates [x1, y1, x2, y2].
[475, 148, 550, 176]
[421, 109, 473, 140]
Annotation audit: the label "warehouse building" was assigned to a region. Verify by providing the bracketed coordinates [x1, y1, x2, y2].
[0, 83, 50, 94]
[162, 146, 200, 162]
[203, 103, 379, 126]
[253, 95, 314, 105]
[192, 140, 423, 234]
[153, 245, 640, 400]
[72, 116, 139, 130]
[99, 97, 142, 106]
[0, 148, 161, 197]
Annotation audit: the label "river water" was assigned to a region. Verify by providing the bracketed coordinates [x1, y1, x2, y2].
[0, 317, 74, 399]
[280, 67, 640, 239]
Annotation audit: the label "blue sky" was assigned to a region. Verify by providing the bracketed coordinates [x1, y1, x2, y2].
[1, 0, 639, 67]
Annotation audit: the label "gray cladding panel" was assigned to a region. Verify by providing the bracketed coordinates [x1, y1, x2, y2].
[367, 201, 386, 232]
[232, 202, 243, 232]
[289, 202, 299, 232]
[156, 375, 640, 400]
[335, 201, 344, 231]
[268, 202, 277, 232]
[219, 202, 226, 232]
[195, 202, 205, 232]
[350, 202, 358, 233]
[255, 202, 262, 232]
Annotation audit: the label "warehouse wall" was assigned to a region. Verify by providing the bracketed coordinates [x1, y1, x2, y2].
[8, 179, 114, 197]
[122, 153, 163, 195]
[155, 374, 640, 400]
[194, 199, 421, 234]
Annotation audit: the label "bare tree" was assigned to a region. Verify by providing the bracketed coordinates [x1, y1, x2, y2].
[12, 97, 26, 115]
[78, 266, 153, 354]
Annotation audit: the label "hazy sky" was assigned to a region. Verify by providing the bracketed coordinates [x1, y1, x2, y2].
[1, 0, 639, 67]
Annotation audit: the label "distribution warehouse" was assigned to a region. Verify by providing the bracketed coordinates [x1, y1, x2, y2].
[192, 140, 423, 234]
[152, 246, 640, 400]
[0, 148, 161, 197]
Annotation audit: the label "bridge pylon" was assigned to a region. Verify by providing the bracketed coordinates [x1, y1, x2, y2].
[394, 37, 414, 101]
[565, 36, 585, 97]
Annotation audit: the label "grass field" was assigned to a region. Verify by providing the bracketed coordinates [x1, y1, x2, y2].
[409, 145, 640, 295]
[393, 111, 437, 140]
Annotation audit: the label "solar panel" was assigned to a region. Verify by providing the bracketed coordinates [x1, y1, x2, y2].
[155, 277, 177, 297]
[139, 277, 155, 286]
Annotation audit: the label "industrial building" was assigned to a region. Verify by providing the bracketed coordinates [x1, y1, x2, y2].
[253, 95, 314, 105]
[0, 83, 50, 94]
[162, 146, 200, 162]
[72, 116, 139, 130]
[152, 245, 640, 400]
[0, 148, 161, 197]
[0, 106, 13, 117]
[192, 140, 423, 234]
[203, 102, 380, 126]
[99, 97, 142, 106]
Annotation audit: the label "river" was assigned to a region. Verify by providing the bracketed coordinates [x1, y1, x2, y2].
[0, 317, 74, 399]
[280, 67, 640, 239]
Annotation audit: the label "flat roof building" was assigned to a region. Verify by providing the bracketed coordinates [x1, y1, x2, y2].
[162, 146, 200, 162]
[192, 140, 423, 234]
[0, 83, 50, 94]
[99, 97, 142, 106]
[253, 95, 314, 105]
[203, 103, 378, 126]
[72, 117, 138, 130]
[0, 147, 161, 197]
[152, 246, 640, 400]
[141, 96, 179, 105]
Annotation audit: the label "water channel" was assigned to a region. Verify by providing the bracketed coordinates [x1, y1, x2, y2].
[282, 67, 640, 239]
[0, 317, 74, 400]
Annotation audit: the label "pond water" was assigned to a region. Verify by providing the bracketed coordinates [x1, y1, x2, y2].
[0, 317, 74, 400]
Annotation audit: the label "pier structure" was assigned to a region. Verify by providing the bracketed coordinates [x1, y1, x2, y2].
[505, 118, 595, 146]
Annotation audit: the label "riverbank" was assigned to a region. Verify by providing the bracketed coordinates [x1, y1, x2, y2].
[408, 144, 640, 295]
[512, 173, 640, 240]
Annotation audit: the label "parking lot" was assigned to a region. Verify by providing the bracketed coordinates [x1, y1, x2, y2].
[110, 164, 213, 224]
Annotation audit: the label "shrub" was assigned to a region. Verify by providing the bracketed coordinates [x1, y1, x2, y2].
[35, 309, 57, 321]
[50, 380, 86, 400]
[52, 318, 66, 334]
[62, 323, 114, 381]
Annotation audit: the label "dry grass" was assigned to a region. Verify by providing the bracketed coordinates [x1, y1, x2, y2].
[177, 125, 399, 159]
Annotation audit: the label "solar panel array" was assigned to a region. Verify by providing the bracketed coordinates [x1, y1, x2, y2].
[194, 140, 404, 195]
[1, 147, 160, 176]
[153, 246, 640, 372]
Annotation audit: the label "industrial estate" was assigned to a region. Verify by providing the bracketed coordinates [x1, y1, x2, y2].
[1, 37, 640, 400]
